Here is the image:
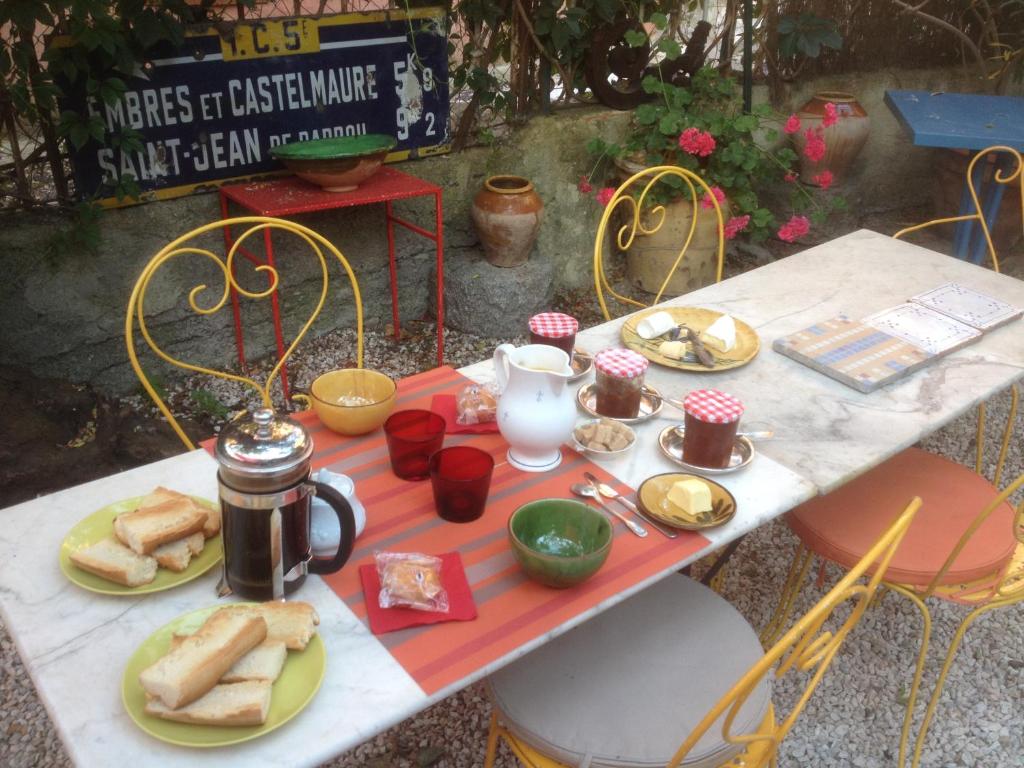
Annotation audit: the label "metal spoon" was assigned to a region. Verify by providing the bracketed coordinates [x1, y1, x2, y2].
[672, 425, 775, 441]
[581, 472, 678, 539]
[570, 483, 648, 537]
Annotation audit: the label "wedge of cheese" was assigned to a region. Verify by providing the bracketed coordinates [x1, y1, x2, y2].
[702, 315, 736, 353]
[666, 478, 713, 516]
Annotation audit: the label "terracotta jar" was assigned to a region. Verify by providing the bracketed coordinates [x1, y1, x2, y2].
[471, 175, 544, 267]
[792, 91, 870, 183]
[625, 197, 721, 297]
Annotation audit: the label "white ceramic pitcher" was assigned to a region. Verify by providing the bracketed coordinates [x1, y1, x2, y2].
[493, 343, 576, 472]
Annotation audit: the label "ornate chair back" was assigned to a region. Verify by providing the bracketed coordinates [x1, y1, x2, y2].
[667, 498, 921, 768]
[593, 164, 726, 320]
[126, 216, 364, 450]
[892, 145, 1023, 273]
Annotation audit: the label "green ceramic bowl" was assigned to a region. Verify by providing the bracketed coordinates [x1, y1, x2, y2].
[270, 134, 397, 192]
[508, 499, 613, 588]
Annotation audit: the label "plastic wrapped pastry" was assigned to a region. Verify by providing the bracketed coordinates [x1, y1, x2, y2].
[376, 551, 449, 612]
[456, 382, 499, 425]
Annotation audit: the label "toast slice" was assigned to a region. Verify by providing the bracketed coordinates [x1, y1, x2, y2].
[144, 681, 272, 726]
[168, 636, 288, 683]
[69, 537, 157, 587]
[114, 498, 207, 555]
[255, 602, 320, 650]
[152, 532, 205, 572]
[139, 486, 221, 539]
[139, 607, 267, 709]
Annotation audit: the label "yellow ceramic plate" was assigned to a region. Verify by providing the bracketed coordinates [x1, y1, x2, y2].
[636, 472, 737, 530]
[122, 604, 326, 748]
[59, 495, 222, 595]
[621, 307, 759, 371]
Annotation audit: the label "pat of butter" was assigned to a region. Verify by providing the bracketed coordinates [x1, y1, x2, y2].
[657, 340, 689, 360]
[666, 478, 712, 515]
[702, 314, 736, 353]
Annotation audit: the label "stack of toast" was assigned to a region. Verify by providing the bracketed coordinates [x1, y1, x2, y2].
[140, 602, 319, 726]
[70, 487, 221, 587]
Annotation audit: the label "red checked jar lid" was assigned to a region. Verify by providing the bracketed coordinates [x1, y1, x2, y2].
[594, 348, 648, 379]
[528, 312, 579, 339]
[683, 389, 745, 424]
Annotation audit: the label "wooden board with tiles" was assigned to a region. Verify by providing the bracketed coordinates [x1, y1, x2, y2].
[773, 316, 934, 393]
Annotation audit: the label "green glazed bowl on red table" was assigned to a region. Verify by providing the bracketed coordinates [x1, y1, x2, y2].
[270, 134, 397, 192]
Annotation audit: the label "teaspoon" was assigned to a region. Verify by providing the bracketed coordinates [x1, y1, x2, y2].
[570, 483, 648, 537]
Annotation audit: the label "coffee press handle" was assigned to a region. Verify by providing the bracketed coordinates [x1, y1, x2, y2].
[308, 481, 357, 575]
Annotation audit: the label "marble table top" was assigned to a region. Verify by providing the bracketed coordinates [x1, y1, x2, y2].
[576, 229, 1024, 493]
[0, 383, 813, 767]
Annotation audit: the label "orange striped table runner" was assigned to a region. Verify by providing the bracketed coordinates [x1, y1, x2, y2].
[205, 366, 710, 695]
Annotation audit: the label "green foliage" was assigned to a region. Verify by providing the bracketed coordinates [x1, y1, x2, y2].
[587, 67, 843, 242]
[190, 389, 230, 421]
[777, 14, 843, 60]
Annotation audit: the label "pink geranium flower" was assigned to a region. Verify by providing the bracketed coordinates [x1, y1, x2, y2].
[822, 102, 838, 128]
[724, 215, 750, 240]
[595, 187, 616, 207]
[803, 127, 827, 163]
[784, 114, 801, 134]
[577, 176, 592, 194]
[678, 127, 716, 157]
[777, 215, 811, 243]
[812, 170, 834, 190]
[784, 172, 799, 183]
[701, 186, 726, 210]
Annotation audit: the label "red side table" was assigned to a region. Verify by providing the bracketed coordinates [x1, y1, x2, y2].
[218, 167, 445, 399]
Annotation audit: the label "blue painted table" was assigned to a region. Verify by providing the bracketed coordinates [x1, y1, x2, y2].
[884, 90, 1024, 263]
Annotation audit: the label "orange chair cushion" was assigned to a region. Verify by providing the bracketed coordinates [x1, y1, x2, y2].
[788, 448, 1016, 587]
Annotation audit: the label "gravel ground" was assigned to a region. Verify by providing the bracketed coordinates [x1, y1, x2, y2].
[3, 260, 1024, 767]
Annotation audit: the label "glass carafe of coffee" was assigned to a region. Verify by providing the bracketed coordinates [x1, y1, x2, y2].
[215, 408, 356, 600]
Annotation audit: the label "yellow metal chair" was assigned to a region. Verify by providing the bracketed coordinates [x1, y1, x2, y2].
[126, 216, 364, 450]
[763, 386, 1022, 767]
[893, 145, 1023, 273]
[483, 500, 920, 768]
[594, 165, 726, 321]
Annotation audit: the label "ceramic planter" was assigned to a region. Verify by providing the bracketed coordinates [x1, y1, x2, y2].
[792, 91, 870, 183]
[471, 175, 544, 267]
[623, 197, 721, 297]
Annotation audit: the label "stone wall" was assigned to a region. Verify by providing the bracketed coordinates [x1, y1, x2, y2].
[1, 64, 1018, 394]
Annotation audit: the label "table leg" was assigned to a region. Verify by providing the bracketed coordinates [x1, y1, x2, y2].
[434, 190, 445, 366]
[220, 194, 247, 371]
[263, 228, 290, 401]
[953, 153, 989, 261]
[385, 199, 401, 339]
[700, 535, 745, 586]
[969, 156, 1010, 266]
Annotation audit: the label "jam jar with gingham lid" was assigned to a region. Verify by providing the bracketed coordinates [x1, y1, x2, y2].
[594, 348, 649, 419]
[682, 389, 744, 468]
[528, 312, 579, 357]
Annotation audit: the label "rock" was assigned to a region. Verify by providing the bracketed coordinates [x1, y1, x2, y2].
[435, 246, 555, 337]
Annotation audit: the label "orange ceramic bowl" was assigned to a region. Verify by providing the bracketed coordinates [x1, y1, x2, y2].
[309, 369, 397, 436]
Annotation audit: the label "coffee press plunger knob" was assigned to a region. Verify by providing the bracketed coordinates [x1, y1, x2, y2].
[254, 408, 275, 439]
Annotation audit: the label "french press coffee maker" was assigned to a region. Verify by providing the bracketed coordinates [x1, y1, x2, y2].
[215, 408, 356, 600]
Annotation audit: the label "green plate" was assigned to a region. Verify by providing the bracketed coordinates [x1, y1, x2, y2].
[269, 134, 396, 161]
[122, 604, 326, 748]
[59, 495, 222, 595]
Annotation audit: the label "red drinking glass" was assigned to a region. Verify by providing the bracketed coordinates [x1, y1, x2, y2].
[383, 409, 446, 480]
[429, 446, 495, 523]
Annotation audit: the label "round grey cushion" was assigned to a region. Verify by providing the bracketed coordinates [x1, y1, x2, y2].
[488, 574, 771, 768]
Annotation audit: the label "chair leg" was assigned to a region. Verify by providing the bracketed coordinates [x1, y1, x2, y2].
[760, 542, 812, 646]
[910, 601, 1001, 768]
[884, 584, 933, 768]
[484, 709, 501, 768]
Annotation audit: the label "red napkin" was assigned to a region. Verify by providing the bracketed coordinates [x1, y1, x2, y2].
[359, 551, 478, 635]
[430, 394, 500, 434]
